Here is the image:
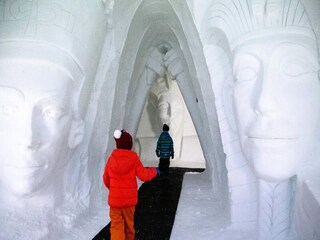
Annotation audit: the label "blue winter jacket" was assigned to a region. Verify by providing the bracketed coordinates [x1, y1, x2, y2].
[156, 131, 174, 158]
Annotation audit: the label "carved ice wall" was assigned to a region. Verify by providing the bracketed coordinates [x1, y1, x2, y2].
[209, 0, 320, 239]
[0, 0, 320, 239]
[104, 0, 228, 203]
[0, 0, 107, 238]
[134, 71, 205, 169]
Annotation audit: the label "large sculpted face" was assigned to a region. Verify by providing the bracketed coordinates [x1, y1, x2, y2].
[0, 61, 80, 196]
[158, 93, 171, 125]
[156, 80, 184, 138]
[233, 34, 320, 181]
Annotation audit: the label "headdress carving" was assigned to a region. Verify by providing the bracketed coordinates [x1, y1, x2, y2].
[210, 0, 314, 47]
[0, 0, 106, 117]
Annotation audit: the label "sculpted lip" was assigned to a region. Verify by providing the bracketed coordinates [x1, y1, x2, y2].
[9, 153, 47, 169]
[14, 165, 46, 169]
[247, 136, 297, 140]
[5, 165, 46, 179]
[247, 128, 297, 140]
[245, 129, 298, 149]
[245, 134, 297, 150]
[10, 161, 47, 170]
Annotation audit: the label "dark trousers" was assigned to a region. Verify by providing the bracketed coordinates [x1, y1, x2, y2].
[158, 157, 170, 176]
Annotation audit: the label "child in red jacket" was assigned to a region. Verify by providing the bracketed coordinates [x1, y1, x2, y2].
[103, 129, 159, 240]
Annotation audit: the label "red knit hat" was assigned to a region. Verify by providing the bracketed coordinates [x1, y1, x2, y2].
[114, 129, 133, 150]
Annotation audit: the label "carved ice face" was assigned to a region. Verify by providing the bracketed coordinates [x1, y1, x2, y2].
[233, 35, 320, 181]
[158, 94, 171, 125]
[0, 61, 81, 196]
[157, 85, 184, 136]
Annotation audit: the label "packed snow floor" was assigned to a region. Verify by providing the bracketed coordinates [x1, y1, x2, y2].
[3, 167, 317, 239]
[71, 167, 309, 240]
[89, 162, 316, 240]
[92, 168, 256, 240]
[170, 172, 256, 240]
[94, 168, 186, 240]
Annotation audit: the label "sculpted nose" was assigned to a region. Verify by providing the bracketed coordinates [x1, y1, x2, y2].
[22, 109, 41, 150]
[255, 93, 275, 116]
[255, 72, 276, 116]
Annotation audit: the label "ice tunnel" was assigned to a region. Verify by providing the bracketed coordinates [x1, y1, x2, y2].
[1, 0, 320, 239]
[105, 0, 229, 201]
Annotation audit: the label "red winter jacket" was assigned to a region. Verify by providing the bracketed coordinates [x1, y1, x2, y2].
[103, 149, 157, 208]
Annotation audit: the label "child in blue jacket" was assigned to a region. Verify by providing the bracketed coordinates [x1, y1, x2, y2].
[156, 124, 174, 176]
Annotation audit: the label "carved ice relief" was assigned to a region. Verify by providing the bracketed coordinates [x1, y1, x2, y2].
[233, 36, 320, 181]
[149, 73, 185, 160]
[1, 0, 77, 36]
[210, 0, 320, 182]
[0, 70, 70, 195]
[0, 0, 106, 202]
[0, 0, 107, 238]
[0, 44, 85, 207]
[210, 0, 320, 239]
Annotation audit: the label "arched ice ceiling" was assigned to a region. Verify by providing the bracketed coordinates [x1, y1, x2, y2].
[108, 0, 228, 199]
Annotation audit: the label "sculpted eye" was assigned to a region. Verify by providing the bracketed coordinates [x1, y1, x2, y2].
[233, 53, 260, 83]
[158, 102, 169, 111]
[42, 106, 64, 119]
[235, 67, 257, 82]
[0, 105, 19, 115]
[282, 61, 315, 77]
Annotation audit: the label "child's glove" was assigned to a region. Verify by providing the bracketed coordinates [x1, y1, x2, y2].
[156, 167, 161, 176]
[171, 153, 174, 159]
[156, 150, 160, 157]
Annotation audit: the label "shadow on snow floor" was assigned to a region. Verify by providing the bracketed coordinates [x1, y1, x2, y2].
[92, 168, 204, 240]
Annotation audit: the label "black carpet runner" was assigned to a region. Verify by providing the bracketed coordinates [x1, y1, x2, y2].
[93, 168, 204, 240]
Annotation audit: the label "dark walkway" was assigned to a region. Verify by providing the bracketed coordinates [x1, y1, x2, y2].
[93, 168, 204, 240]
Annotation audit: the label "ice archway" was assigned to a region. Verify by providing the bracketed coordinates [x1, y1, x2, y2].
[93, 0, 257, 232]
[1, 0, 320, 239]
[105, 0, 228, 201]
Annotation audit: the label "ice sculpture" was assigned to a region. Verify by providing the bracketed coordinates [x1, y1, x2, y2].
[134, 45, 204, 168]
[235, 2, 319, 180]
[0, 53, 84, 206]
[211, 0, 320, 239]
[233, 34, 320, 182]
[149, 73, 185, 160]
[0, 0, 106, 238]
